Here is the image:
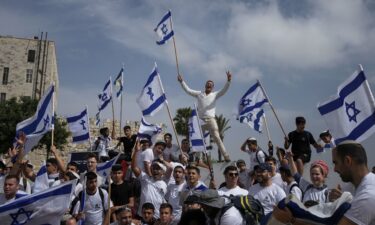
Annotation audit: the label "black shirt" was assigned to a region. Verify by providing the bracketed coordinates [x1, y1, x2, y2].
[110, 182, 135, 206]
[288, 130, 316, 155]
[119, 134, 137, 155]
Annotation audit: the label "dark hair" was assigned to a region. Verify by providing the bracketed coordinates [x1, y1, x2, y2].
[336, 141, 367, 165]
[154, 141, 166, 148]
[47, 158, 58, 166]
[65, 171, 78, 180]
[186, 165, 200, 175]
[265, 156, 277, 164]
[164, 133, 172, 139]
[295, 116, 306, 124]
[99, 127, 109, 135]
[123, 125, 131, 130]
[67, 161, 79, 169]
[86, 152, 98, 161]
[223, 165, 238, 175]
[178, 209, 208, 225]
[159, 203, 173, 213]
[279, 166, 292, 177]
[5, 174, 20, 184]
[142, 202, 155, 211]
[85, 171, 97, 180]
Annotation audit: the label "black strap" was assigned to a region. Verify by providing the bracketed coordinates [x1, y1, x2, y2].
[289, 183, 300, 194]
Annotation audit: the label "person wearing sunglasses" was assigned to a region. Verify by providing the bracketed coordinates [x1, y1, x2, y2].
[218, 165, 248, 197]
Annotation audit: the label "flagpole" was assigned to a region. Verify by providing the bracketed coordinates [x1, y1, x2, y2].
[86, 105, 92, 150]
[155, 68, 182, 153]
[263, 114, 271, 142]
[194, 104, 214, 179]
[105, 174, 112, 225]
[48, 83, 55, 160]
[169, 10, 181, 76]
[257, 80, 287, 137]
[119, 64, 125, 138]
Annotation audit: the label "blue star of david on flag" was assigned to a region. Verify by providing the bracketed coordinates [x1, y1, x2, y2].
[188, 122, 195, 136]
[97, 154, 120, 179]
[98, 78, 112, 111]
[345, 101, 361, 122]
[114, 67, 124, 98]
[137, 63, 167, 117]
[10, 207, 33, 224]
[154, 10, 174, 45]
[318, 65, 375, 144]
[66, 108, 90, 143]
[237, 81, 268, 133]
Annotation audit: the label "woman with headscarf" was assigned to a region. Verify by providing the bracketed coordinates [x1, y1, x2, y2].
[287, 152, 330, 207]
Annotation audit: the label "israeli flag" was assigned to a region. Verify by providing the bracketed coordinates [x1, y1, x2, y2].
[98, 78, 112, 111]
[96, 154, 120, 179]
[154, 10, 174, 45]
[0, 181, 76, 225]
[95, 111, 101, 127]
[15, 84, 54, 155]
[114, 68, 124, 98]
[317, 66, 375, 144]
[189, 109, 206, 152]
[137, 63, 167, 117]
[32, 162, 49, 193]
[137, 117, 162, 143]
[66, 108, 90, 143]
[237, 81, 268, 133]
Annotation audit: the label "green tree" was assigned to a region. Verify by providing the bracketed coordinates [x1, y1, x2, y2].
[215, 114, 231, 140]
[173, 107, 192, 139]
[0, 97, 69, 153]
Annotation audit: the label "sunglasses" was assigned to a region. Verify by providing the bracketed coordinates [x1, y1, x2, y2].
[228, 172, 239, 177]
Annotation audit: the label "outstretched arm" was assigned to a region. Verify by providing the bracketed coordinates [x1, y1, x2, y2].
[216, 71, 231, 98]
[131, 141, 142, 177]
[177, 74, 200, 97]
[50, 145, 66, 173]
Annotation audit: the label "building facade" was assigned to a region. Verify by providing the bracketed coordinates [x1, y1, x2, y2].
[0, 34, 59, 103]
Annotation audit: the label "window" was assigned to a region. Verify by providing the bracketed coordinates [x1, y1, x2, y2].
[27, 50, 36, 63]
[26, 69, 33, 83]
[2, 67, 9, 85]
[0, 93, 6, 102]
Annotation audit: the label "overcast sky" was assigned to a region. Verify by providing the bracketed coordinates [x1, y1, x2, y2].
[1, 0, 375, 186]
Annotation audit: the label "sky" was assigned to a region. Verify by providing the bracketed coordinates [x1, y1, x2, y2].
[1, 0, 375, 187]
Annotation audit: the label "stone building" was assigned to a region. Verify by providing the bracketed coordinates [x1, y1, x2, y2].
[0, 34, 59, 103]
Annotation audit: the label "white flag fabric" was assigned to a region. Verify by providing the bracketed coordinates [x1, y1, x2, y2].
[0, 181, 76, 225]
[154, 10, 174, 45]
[189, 109, 206, 152]
[96, 154, 120, 179]
[98, 78, 112, 111]
[32, 162, 49, 193]
[237, 81, 268, 133]
[137, 117, 162, 143]
[66, 108, 90, 143]
[114, 68, 124, 98]
[137, 63, 167, 117]
[317, 67, 375, 144]
[15, 84, 54, 154]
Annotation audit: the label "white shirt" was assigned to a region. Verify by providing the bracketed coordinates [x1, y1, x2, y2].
[136, 148, 154, 173]
[248, 183, 286, 215]
[344, 173, 375, 225]
[297, 176, 328, 203]
[245, 149, 266, 170]
[283, 181, 302, 201]
[73, 188, 111, 225]
[180, 80, 230, 118]
[271, 173, 285, 188]
[163, 144, 180, 162]
[138, 172, 167, 219]
[218, 185, 248, 197]
[94, 135, 113, 157]
[216, 206, 245, 225]
[166, 181, 185, 221]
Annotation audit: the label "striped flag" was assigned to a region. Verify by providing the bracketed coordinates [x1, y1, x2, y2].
[113, 68, 124, 98]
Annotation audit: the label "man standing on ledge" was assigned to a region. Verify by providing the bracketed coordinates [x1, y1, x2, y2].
[177, 71, 232, 162]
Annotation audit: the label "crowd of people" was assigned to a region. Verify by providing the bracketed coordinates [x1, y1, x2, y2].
[1, 73, 375, 225]
[0, 115, 374, 225]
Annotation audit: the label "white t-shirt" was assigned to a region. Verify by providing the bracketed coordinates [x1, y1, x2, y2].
[73, 188, 111, 225]
[245, 149, 266, 170]
[137, 148, 154, 173]
[283, 181, 302, 201]
[271, 173, 285, 188]
[344, 173, 375, 225]
[218, 186, 248, 197]
[248, 183, 286, 215]
[238, 169, 252, 190]
[163, 144, 180, 162]
[166, 181, 185, 221]
[216, 206, 245, 225]
[138, 172, 167, 219]
[297, 175, 328, 204]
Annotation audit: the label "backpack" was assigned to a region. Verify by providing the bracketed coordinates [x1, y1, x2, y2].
[219, 195, 264, 225]
[69, 188, 106, 215]
[255, 148, 268, 164]
[289, 183, 302, 195]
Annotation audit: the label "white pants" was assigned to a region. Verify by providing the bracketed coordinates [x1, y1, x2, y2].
[201, 117, 228, 157]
